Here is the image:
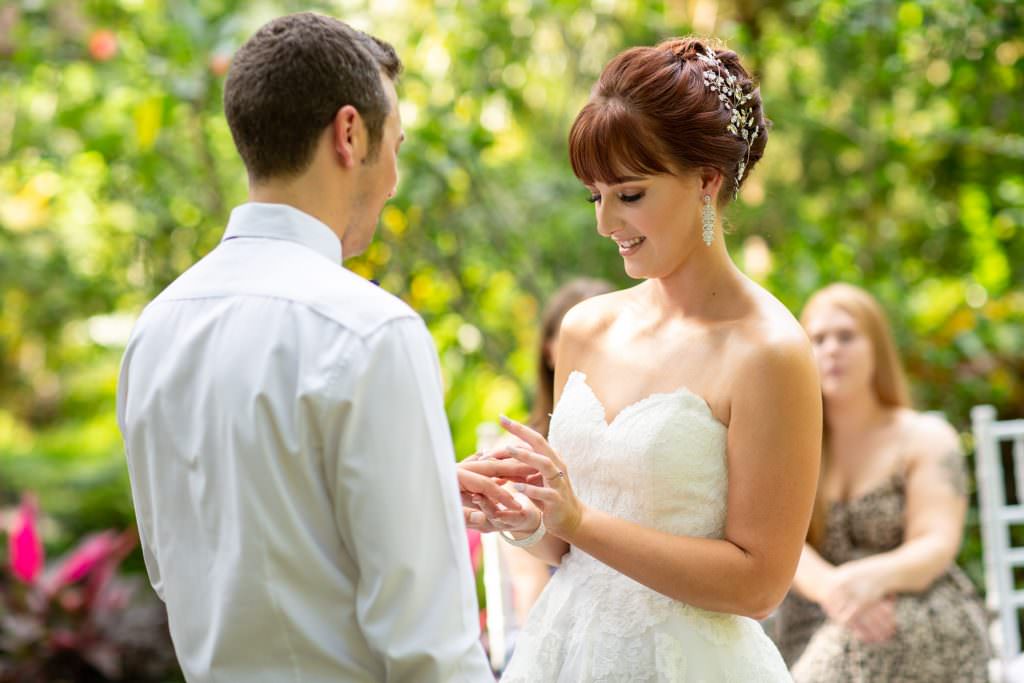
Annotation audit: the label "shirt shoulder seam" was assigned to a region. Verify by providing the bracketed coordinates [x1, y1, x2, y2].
[144, 292, 421, 343]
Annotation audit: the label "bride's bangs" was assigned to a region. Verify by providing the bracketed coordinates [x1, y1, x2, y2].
[569, 99, 669, 185]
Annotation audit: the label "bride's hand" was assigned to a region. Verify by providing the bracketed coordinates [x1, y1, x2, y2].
[491, 415, 585, 540]
[473, 488, 543, 536]
[457, 453, 536, 531]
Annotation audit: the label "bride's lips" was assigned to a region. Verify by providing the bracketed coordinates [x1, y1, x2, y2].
[616, 236, 646, 256]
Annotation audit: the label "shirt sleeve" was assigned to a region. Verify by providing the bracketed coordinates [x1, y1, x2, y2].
[324, 316, 492, 683]
[116, 333, 165, 603]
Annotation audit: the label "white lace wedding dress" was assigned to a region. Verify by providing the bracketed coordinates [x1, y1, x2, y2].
[500, 371, 792, 682]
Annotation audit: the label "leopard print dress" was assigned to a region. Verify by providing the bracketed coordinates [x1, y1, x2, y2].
[773, 474, 990, 682]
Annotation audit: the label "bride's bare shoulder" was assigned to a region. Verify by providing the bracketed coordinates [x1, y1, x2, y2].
[731, 284, 815, 374]
[559, 286, 630, 341]
[554, 286, 633, 376]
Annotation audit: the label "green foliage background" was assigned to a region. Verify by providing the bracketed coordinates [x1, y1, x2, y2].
[1, 0, 1021, 595]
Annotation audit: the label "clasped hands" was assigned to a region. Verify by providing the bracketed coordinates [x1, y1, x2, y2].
[457, 416, 584, 541]
[818, 560, 897, 644]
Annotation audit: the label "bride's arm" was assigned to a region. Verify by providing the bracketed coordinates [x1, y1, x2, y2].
[503, 331, 822, 619]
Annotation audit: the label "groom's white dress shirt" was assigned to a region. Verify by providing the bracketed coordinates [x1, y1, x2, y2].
[117, 203, 492, 683]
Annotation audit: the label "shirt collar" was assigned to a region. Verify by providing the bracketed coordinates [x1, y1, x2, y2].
[222, 202, 343, 263]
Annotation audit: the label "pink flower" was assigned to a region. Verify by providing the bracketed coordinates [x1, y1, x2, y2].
[8, 494, 44, 584]
[466, 529, 482, 573]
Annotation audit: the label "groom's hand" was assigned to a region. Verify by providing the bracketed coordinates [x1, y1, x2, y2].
[459, 453, 537, 483]
[471, 487, 542, 535]
[457, 455, 526, 510]
[458, 454, 538, 531]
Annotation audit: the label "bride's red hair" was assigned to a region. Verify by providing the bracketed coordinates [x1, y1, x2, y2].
[569, 37, 769, 204]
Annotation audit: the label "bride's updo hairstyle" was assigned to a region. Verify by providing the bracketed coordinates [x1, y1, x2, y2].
[569, 37, 769, 206]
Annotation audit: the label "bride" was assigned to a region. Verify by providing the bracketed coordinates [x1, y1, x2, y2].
[460, 37, 821, 681]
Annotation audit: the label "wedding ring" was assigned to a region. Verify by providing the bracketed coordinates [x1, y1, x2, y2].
[552, 470, 566, 480]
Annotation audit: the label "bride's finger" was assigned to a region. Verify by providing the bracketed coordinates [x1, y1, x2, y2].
[498, 446, 563, 483]
[512, 482, 559, 505]
[499, 416, 553, 454]
[512, 447, 569, 485]
[491, 508, 531, 526]
[461, 457, 538, 480]
[499, 416, 571, 471]
[458, 470, 522, 510]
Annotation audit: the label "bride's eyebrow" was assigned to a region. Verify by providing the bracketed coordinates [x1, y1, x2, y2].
[607, 176, 649, 188]
[586, 177, 649, 193]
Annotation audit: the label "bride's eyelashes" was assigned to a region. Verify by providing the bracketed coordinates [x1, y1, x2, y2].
[585, 192, 646, 204]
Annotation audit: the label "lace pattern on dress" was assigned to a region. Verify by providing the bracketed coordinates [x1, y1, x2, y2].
[501, 372, 791, 682]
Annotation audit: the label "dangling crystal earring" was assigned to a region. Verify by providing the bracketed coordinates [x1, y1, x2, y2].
[701, 194, 715, 246]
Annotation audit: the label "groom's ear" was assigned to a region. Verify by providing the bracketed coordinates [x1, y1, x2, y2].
[331, 105, 366, 169]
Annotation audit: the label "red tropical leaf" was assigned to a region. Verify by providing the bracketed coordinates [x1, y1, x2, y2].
[49, 531, 118, 589]
[8, 494, 44, 584]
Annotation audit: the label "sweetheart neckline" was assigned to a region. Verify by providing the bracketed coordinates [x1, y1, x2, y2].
[829, 472, 903, 509]
[566, 370, 727, 431]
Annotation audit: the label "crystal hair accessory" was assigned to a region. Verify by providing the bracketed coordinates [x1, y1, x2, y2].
[697, 46, 758, 197]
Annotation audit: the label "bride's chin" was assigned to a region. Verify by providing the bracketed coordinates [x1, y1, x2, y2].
[622, 261, 651, 280]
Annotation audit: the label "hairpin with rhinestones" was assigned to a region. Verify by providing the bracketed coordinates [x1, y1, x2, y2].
[697, 46, 758, 197]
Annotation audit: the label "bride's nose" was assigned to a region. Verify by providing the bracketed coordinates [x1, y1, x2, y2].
[595, 201, 617, 237]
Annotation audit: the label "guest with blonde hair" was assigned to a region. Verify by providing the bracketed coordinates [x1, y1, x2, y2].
[775, 283, 989, 682]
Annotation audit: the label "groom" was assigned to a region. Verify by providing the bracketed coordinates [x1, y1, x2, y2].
[117, 13, 517, 682]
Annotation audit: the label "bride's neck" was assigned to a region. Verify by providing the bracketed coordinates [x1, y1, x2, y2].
[647, 244, 747, 320]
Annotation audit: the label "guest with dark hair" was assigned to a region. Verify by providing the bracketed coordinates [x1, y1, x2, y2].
[504, 277, 614, 629]
[528, 278, 616, 438]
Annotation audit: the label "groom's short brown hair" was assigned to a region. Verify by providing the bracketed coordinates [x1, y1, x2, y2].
[224, 12, 402, 182]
